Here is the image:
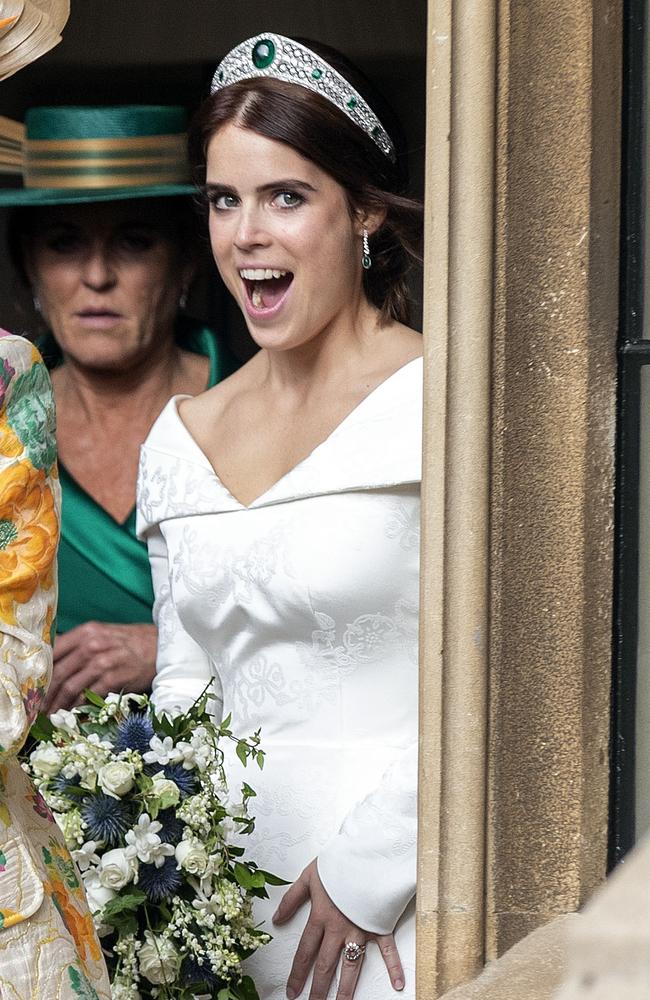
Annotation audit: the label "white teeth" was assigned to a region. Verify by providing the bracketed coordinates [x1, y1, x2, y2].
[239, 268, 288, 280]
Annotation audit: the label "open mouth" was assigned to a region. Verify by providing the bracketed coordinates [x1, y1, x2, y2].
[239, 268, 294, 313]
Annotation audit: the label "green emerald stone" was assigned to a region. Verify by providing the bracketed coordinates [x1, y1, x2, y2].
[218, 70, 224, 82]
[0, 519, 18, 551]
[362, 254, 372, 270]
[252, 39, 276, 70]
[311, 67, 323, 80]
[347, 96, 358, 110]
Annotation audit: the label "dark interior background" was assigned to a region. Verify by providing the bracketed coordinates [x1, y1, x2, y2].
[0, 0, 426, 359]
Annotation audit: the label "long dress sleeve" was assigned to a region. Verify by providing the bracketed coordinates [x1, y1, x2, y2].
[147, 524, 221, 717]
[316, 741, 417, 935]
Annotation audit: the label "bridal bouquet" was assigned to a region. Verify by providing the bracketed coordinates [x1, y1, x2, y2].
[25, 688, 282, 1000]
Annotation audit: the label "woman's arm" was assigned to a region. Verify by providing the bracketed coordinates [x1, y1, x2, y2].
[274, 742, 416, 999]
[316, 741, 417, 933]
[0, 335, 60, 756]
[147, 524, 221, 717]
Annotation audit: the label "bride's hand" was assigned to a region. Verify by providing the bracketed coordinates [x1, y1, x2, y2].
[273, 858, 404, 1000]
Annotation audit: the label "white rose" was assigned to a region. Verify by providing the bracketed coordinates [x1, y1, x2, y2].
[83, 871, 117, 914]
[97, 848, 138, 890]
[175, 839, 208, 875]
[30, 744, 61, 777]
[150, 776, 180, 807]
[98, 760, 135, 799]
[138, 931, 181, 985]
[49, 708, 79, 734]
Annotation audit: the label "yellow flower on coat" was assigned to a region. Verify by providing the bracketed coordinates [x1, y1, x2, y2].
[42, 601, 55, 644]
[0, 413, 23, 459]
[0, 460, 58, 625]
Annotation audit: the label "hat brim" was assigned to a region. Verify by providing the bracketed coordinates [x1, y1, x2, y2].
[0, 0, 70, 82]
[0, 182, 197, 207]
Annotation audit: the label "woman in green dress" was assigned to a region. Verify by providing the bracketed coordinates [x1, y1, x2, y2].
[0, 105, 236, 712]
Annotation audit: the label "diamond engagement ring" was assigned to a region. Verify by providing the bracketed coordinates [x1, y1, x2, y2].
[343, 941, 366, 962]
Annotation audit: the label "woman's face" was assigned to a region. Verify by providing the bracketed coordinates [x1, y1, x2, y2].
[206, 123, 365, 353]
[23, 199, 193, 372]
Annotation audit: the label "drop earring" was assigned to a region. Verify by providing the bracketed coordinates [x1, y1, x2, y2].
[32, 293, 41, 313]
[178, 286, 188, 311]
[362, 229, 372, 270]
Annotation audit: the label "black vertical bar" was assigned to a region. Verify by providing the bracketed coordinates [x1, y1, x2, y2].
[619, 0, 646, 345]
[611, 0, 647, 865]
[611, 349, 642, 866]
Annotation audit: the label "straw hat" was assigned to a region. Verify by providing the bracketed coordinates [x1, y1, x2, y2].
[0, 105, 196, 205]
[0, 0, 69, 81]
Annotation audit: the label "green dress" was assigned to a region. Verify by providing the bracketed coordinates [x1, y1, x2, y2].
[40, 322, 235, 634]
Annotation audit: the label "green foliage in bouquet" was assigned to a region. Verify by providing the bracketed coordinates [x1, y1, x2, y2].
[25, 688, 287, 1000]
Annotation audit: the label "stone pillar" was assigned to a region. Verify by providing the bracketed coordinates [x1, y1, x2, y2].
[417, 0, 621, 993]
[486, 0, 620, 957]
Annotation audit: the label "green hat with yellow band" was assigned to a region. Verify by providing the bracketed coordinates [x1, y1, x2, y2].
[0, 105, 196, 205]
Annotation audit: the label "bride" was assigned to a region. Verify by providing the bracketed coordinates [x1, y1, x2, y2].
[137, 33, 423, 1000]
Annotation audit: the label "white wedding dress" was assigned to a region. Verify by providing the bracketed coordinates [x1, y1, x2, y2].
[136, 357, 422, 1000]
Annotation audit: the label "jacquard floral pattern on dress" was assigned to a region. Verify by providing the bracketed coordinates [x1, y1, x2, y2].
[386, 498, 421, 551]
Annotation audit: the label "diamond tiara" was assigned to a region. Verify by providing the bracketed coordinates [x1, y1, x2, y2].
[210, 33, 397, 163]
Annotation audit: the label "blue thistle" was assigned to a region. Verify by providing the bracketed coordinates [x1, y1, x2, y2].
[182, 954, 221, 988]
[138, 856, 182, 903]
[163, 763, 197, 798]
[81, 794, 132, 846]
[156, 808, 185, 845]
[50, 773, 81, 795]
[113, 713, 155, 754]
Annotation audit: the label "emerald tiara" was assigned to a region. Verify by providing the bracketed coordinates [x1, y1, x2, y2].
[210, 33, 397, 163]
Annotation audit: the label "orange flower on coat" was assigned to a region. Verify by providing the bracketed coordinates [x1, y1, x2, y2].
[0, 460, 58, 625]
[45, 875, 102, 964]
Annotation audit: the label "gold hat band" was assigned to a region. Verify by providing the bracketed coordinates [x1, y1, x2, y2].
[23, 132, 190, 189]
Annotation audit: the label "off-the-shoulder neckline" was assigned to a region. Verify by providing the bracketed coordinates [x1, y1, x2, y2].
[165, 355, 423, 509]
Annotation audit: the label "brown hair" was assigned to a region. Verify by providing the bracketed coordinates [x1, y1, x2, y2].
[188, 40, 422, 325]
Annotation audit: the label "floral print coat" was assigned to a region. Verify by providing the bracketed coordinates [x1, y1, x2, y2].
[0, 333, 110, 999]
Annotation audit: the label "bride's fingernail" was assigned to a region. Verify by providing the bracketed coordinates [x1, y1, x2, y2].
[272, 909, 279, 922]
[395, 979, 404, 991]
[287, 989, 296, 999]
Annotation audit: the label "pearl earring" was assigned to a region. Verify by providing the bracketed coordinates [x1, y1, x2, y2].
[32, 293, 41, 313]
[178, 287, 188, 311]
[362, 229, 372, 270]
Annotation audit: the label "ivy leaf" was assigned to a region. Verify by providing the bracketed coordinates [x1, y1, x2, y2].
[236, 741, 249, 767]
[256, 751, 265, 770]
[241, 782, 256, 799]
[106, 910, 137, 935]
[237, 975, 261, 1000]
[29, 712, 55, 742]
[82, 689, 106, 708]
[259, 869, 291, 886]
[101, 890, 147, 920]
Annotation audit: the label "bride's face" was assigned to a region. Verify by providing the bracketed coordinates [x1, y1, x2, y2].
[205, 123, 365, 352]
